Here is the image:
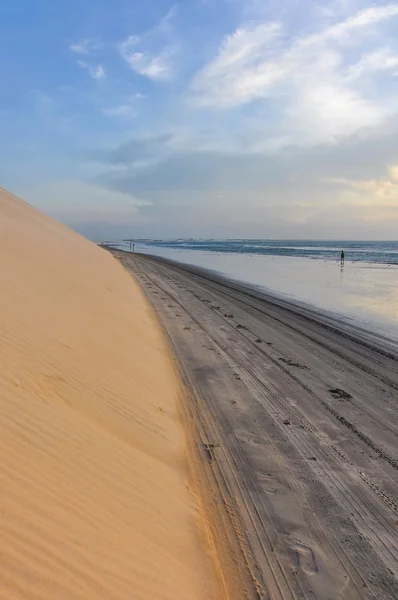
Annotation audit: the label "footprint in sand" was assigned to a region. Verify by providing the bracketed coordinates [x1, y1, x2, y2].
[257, 473, 278, 495]
[236, 431, 262, 447]
[292, 541, 318, 575]
[329, 388, 352, 400]
[279, 357, 309, 369]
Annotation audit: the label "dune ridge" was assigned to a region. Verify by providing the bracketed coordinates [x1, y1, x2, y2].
[0, 188, 219, 600]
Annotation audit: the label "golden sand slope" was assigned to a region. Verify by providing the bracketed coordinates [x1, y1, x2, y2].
[0, 188, 217, 600]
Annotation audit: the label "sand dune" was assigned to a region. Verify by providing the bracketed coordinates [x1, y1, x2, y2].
[0, 188, 218, 599]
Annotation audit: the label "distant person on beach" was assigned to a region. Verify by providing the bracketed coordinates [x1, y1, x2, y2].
[341, 250, 345, 265]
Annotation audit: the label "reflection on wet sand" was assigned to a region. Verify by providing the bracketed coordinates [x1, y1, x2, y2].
[132, 246, 398, 340]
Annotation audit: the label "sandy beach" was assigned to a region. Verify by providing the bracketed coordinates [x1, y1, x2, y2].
[112, 249, 398, 600]
[0, 189, 221, 600]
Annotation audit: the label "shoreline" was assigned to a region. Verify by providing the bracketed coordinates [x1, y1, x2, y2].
[111, 248, 398, 355]
[115, 245, 398, 342]
[112, 248, 398, 600]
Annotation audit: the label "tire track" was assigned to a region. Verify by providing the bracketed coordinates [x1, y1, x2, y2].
[137, 254, 398, 385]
[133, 256, 398, 476]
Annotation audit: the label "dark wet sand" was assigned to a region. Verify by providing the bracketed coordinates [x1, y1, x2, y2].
[112, 249, 398, 600]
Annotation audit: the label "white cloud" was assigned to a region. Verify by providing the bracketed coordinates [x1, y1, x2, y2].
[77, 60, 106, 80]
[326, 3, 398, 36]
[120, 46, 172, 80]
[191, 23, 283, 106]
[327, 164, 398, 211]
[190, 3, 398, 145]
[102, 105, 137, 118]
[70, 39, 101, 54]
[347, 48, 398, 79]
[101, 93, 144, 118]
[389, 164, 398, 181]
[91, 65, 105, 80]
[119, 8, 177, 81]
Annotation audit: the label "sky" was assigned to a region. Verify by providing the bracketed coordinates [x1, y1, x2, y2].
[1, 0, 398, 240]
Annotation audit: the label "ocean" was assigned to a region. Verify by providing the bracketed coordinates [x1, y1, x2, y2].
[131, 240, 398, 264]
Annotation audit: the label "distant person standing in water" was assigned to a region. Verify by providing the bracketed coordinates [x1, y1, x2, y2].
[341, 250, 345, 265]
